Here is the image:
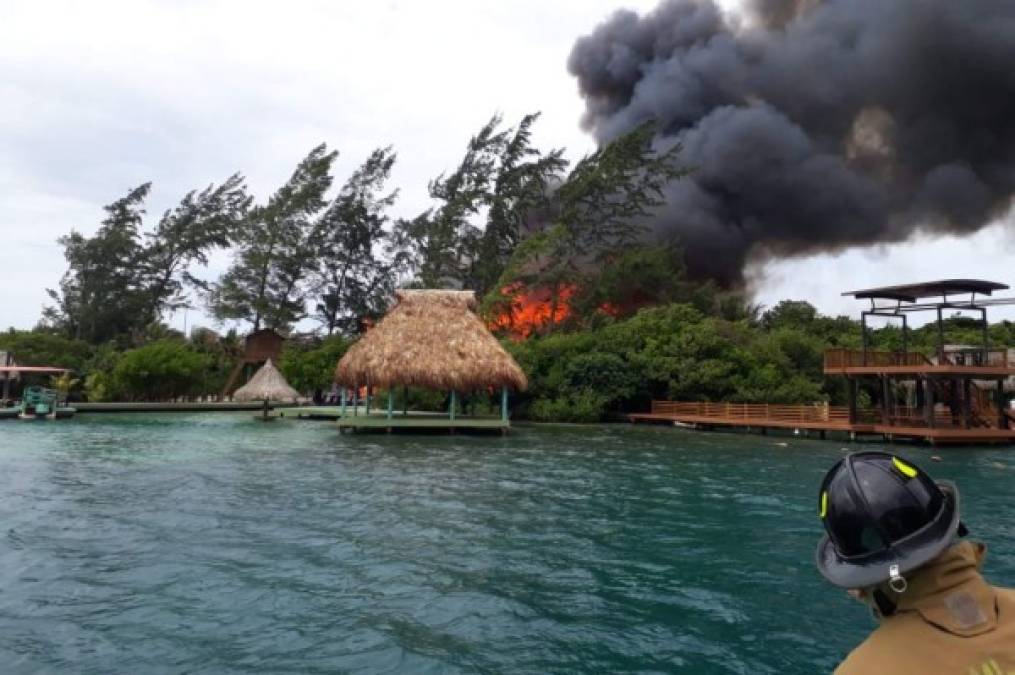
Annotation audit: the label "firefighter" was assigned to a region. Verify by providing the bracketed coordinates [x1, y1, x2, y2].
[815, 452, 1015, 674]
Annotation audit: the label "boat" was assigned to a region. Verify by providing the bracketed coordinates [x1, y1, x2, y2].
[17, 386, 76, 420]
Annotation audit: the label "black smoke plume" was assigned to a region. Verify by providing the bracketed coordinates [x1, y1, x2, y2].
[568, 0, 1015, 284]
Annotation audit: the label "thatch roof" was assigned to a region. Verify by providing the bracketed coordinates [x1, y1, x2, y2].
[233, 359, 300, 402]
[334, 289, 527, 392]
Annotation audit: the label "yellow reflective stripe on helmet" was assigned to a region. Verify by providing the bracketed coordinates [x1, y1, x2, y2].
[892, 457, 918, 478]
[819, 491, 828, 518]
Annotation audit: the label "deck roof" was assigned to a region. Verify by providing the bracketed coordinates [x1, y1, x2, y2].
[844, 279, 1008, 303]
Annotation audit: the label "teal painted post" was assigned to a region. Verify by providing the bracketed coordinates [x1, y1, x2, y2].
[366, 385, 371, 415]
[340, 388, 347, 418]
[501, 386, 508, 422]
[353, 384, 359, 417]
[387, 389, 394, 420]
[450, 391, 457, 422]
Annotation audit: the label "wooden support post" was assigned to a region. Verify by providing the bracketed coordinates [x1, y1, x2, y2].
[881, 375, 890, 425]
[998, 379, 1007, 429]
[403, 386, 408, 416]
[387, 389, 394, 420]
[847, 378, 857, 425]
[450, 391, 457, 422]
[366, 384, 372, 415]
[353, 383, 359, 417]
[340, 388, 347, 418]
[936, 306, 945, 363]
[501, 386, 508, 422]
[924, 377, 935, 428]
[962, 377, 971, 429]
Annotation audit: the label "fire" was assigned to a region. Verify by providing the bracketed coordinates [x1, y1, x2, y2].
[490, 283, 575, 339]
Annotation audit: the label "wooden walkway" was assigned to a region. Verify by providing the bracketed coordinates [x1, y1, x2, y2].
[337, 412, 509, 433]
[630, 401, 1015, 445]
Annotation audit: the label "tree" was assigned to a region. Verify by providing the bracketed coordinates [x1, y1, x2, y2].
[45, 176, 250, 345]
[140, 174, 250, 325]
[492, 122, 689, 332]
[208, 144, 338, 331]
[391, 116, 506, 289]
[390, 113, 564, 292]
[44, 184, 151, 344]
[311, 147, 398, 335]
[473, 113, 566, 295]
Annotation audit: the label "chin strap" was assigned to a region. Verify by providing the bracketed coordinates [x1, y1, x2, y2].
[872, 588, 898, 617]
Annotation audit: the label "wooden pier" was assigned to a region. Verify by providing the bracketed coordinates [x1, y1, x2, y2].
[629, 400, 1015, 444]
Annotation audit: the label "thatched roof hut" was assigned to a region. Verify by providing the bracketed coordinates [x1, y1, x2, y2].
[233, 359, 300, 402]
[334, 290, 527, 392]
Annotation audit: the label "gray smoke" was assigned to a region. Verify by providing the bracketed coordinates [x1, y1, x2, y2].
[568, 0, 1015, 284]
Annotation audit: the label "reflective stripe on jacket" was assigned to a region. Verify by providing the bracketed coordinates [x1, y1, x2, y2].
[836, 541, 1015, 674]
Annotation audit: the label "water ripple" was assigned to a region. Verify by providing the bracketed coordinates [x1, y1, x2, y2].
[0, 415, 1013, 673]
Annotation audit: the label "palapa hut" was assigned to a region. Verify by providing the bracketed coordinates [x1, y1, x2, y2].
[232, 359, 300, 418]
[334, 289, 527, 430]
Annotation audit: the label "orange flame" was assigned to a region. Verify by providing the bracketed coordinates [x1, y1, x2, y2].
[490, 283, 577, 339]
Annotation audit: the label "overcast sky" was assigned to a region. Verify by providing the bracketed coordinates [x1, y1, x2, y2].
[3, 0, 1014, 334]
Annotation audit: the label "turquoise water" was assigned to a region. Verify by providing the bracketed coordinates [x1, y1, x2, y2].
[1, 415, 1013, 674]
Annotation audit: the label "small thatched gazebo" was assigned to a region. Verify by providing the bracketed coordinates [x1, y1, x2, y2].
[233, 359, 300, 418]
[334, 289, 527, 429]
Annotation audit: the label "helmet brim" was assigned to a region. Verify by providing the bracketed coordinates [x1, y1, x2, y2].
[815, 480, 961, 589]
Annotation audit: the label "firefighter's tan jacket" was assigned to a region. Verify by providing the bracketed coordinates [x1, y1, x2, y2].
[836, 541, 1015, 674]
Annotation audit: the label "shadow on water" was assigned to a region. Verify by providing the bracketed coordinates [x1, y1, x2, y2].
[0, 414, 1013, 673]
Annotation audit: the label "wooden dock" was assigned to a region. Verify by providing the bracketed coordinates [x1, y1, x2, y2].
[336, 413, 509, 433]
[266, 406, 511, 433]
[73, 401, 299, 413]
[630, 401, 1015, 444]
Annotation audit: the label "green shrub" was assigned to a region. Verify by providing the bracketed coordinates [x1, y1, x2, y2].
[528, 390, 610, 423]
[279, 336, 350, 394]
[112, 340, 211, 400]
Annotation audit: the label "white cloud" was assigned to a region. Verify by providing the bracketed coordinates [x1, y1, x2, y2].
[2, 0, 1013, 334]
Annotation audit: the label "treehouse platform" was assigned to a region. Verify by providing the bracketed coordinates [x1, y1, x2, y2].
[632, 279, 1015, 446]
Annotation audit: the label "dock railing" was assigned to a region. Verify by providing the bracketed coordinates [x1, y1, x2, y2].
[648, 401, 853, 425]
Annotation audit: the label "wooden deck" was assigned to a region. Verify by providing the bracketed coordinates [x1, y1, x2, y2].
[823, 348, 1015, 376]
[630, 401, 1015, 445]
[336, 412, 509, 433]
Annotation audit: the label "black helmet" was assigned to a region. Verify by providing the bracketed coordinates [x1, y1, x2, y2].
[815, 452, 963, 589]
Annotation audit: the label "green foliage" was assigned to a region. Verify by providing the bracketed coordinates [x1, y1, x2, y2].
[209, 144, 338, 331]
[0, 329, 93, 371]
[490, 123, 691, 333]
[528, 391, 610, 423]
[312, 147, 399, 335]
[49, 372, 80, 396]
[390, 113, 566, 293]
[279, 336, 350, 394]
[508, 302, 835, 421]
[111, 340, 211, 400]
[44, 177, 248, 345]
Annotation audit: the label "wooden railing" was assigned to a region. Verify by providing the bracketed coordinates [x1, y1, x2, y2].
[824, 348, 929, 368]
[649, 401, 852, 424]
[824, 348, 1012, 369]
[939, 349, 1012, 368]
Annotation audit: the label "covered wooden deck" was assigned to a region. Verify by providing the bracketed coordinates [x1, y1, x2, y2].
[629, 401, 1015, 444]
